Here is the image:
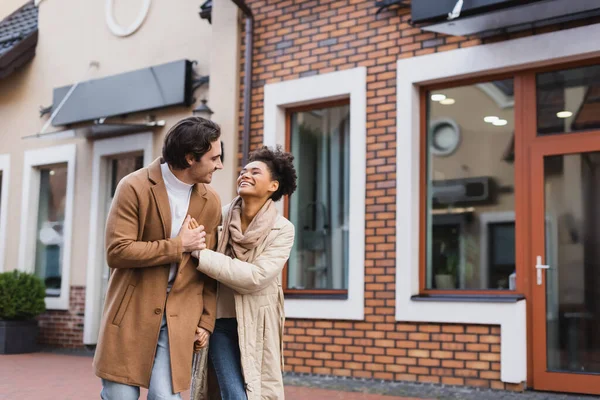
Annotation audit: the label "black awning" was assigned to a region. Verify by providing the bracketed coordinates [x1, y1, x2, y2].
[199, 0, 212, 23]
[50, 59, 195, 126]
[0, 1, 38, 80]
[411, 0, 600, 37]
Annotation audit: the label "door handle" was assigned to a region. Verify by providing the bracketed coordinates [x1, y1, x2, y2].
[535, 255, 549, 285]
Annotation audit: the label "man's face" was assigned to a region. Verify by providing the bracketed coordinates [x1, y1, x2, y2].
[188, 139, 223, 184]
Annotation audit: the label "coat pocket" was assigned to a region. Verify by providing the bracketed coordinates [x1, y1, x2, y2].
[112, 284, 135, 326]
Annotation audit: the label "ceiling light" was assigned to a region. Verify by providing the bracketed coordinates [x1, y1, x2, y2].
[431, 94, 446, 102]
[484, 116, 499, 123]
[556, 111, 573, 119]
[440, 98, 455, 105]
[493, 119, 508, 126]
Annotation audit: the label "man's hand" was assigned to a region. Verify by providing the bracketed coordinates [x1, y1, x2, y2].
[178, 215, 206, 253]
[194, 326, 210, 352]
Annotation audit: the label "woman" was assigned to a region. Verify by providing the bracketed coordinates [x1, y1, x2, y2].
[190, 145, 297, 400]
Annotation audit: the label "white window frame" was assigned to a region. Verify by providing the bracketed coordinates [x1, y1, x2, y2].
[0, 154, 10, 272]
[264, 67, 366, 320]
[18, 144, 76, 310]
[83, 132, 153, 345]
[396, 24, 600, 384]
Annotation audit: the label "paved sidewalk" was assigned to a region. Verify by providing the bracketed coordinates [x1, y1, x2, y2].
[284, 374, 599, 400]
[1, 352, 597, 400]
[0, 352, 422, 400]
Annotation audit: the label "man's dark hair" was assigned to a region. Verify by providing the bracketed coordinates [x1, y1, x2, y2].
[248, 145, 297, 202]
[162, 117, 221, 169]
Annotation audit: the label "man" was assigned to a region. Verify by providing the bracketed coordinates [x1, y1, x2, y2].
[93, 116, 223, 399]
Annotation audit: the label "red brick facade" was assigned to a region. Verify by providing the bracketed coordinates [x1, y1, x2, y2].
[237, 0, 600, 391]
[284, 320, 522, 390]
[38, 286, 85, 348]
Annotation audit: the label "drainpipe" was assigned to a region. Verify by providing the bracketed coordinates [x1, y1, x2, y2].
[231, 0, 253, 166]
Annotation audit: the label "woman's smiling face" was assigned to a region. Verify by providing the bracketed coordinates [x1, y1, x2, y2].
[237, 161, 279, 200]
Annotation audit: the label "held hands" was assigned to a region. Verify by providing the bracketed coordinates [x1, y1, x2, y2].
[194, 326, 210, 352]
[178, 215, 206, 253]
[189, 217, 200, 230]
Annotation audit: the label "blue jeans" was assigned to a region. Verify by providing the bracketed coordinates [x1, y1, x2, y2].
[209, 318, 247, 400]
[100, 315, 181, 400]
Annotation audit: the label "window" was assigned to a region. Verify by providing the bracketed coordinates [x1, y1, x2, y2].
[34, 164, 68, 297]
[264, 66, 365, 320]
[287, 102, 350, 292]
[19, 144, 75, 310]
[425, 79, 516, 291]
[84, 133, 152, 344]
[537, 64, 600, 135]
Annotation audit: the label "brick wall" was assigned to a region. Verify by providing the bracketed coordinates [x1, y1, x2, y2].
[37, 286, 85, 348]
[284, 320, 526, 390]
[237, 0, 600, 391]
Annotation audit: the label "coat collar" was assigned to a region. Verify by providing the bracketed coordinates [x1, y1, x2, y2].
[147, 158, 209, 239]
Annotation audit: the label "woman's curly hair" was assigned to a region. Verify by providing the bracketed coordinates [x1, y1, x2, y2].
[248, 145, 297, 202]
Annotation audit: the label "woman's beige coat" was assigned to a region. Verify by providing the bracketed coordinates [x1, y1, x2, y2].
[196, 204, 294, 400]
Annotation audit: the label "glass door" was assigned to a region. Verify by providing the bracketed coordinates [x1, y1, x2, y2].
[530, 132, 600, 395]
[100, 154, 144, 309]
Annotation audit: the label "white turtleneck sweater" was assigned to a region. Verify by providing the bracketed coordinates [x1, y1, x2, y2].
[160, 162, 193, 290]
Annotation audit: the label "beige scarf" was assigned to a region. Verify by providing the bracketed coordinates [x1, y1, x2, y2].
[217, 196, 278, 261]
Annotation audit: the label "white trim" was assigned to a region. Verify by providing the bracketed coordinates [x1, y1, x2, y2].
[18, 144, 76, 310]
[105, 0, 152, 37]
[396, 24, 600, 384]
[264, 67, 366, 320]
[0, 155, 10, 272]
[479, 211, 515, 289]
[83, 133, 153, 344]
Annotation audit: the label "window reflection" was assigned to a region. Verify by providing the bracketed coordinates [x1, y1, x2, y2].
[427, 80, 516, 290]
[288, 105, 350, 290]
[34, 164, 68, 297]
[538, 64, 600, 135]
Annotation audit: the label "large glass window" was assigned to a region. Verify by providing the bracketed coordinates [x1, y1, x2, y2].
[538, 64, 600, 135]
[426, 80, 516, 290]
[34, 164, 68, 297]
[287, 103, 350, 291]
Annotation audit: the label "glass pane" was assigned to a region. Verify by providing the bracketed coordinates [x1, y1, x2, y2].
[426, 79, 516, 290]
[288, 105, 350, 290]
[34, 164, 68, 297]
[103, 154, 144, 300]
[544, 152, 600, 374]
[537, 64, 600, 135]
[110, 154, 144, 197]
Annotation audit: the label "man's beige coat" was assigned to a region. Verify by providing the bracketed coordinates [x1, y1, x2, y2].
[196, 204, 294, 400]
[93, 158, 221, 393]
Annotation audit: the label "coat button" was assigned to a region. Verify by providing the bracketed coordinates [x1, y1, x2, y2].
[154, 308, 162, 315]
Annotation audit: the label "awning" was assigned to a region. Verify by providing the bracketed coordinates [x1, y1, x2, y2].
[49, 59, 195, 126]
[0, 1, 38, 80]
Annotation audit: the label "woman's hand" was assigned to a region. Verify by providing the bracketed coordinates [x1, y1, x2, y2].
[179, 215, 206, 252]
[194, 326, 210, 352]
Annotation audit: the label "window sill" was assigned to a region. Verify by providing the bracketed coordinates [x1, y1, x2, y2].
[284, 292, 348, 300]
[411, 293, 525, 303]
